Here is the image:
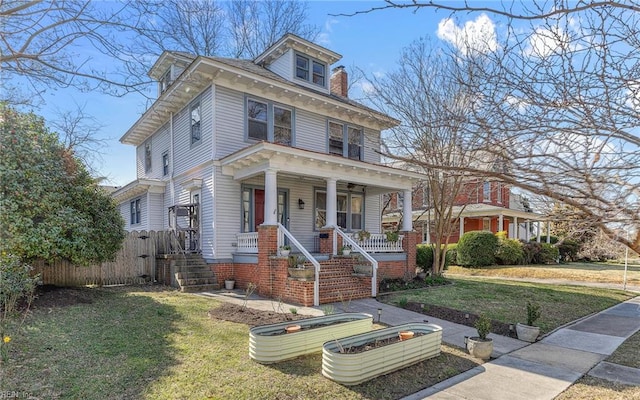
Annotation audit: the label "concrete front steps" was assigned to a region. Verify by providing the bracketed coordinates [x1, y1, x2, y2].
[317, 258, 373, 304]
[175, 254, 220, 292]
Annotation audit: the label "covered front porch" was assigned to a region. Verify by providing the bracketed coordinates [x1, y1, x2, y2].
[218, 142, 423, 306]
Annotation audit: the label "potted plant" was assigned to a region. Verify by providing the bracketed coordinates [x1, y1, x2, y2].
[385, 231, 399, 243]
[465, 313, 493, 360]
[224, 278, 235, 290]
[516, 301, 541, 342]
[341, 245, 352, 256]
[287, 255, 313, 279]
[357, 230, 371, 242]
[279, 245, 291, 257]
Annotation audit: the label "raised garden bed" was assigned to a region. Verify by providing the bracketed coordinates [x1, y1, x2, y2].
[249, 312, 373, 364]
[322, 322, 442, 386]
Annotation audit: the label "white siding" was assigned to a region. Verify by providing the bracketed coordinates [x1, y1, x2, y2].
[214, 86, 246, 158]
[147, 192, 165, 230]
[365, 193, 382, 233]
[173, 86, 213, 176]
[214, 166, 242, 259]
[267, 49, 292, 80]
[294, 108, 326, 153]
[363, 128, 381, 164]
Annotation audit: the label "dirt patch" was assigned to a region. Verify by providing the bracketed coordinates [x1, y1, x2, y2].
[207, 302, 312, 327]
[405, 302, 516, 337]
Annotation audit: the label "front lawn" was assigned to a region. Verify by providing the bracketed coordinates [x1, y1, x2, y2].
[1, 286, 481, 400]
[381, 277, 635, 334]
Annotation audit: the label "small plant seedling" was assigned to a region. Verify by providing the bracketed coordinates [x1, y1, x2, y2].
[526, 301, 541, 326]
[289, 307, 298, 315]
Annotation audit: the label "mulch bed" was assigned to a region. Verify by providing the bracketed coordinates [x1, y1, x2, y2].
[405, 301, 516, 337]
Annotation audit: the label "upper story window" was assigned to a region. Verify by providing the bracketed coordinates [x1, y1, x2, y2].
[191, 102, 201, 146]
[247, 98, 292, 145]
[328, 121, 363, 160]
[162, 152, 169, 176]
[144, 141, 152, 172]
[130, 199, 141, 225]
[497, 182, 503, 203]
[160, 68, 172, 94]
[295, 54, 326, 87]
[483, 181, 491, 202]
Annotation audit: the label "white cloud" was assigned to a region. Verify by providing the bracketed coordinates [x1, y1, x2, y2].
[317, 18, 339, 46]
[524, 26, 570, 58]
[437, 14, 498, 56]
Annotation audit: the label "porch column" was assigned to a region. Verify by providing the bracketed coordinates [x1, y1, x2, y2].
[401, 189, 413, 232]
[525, 221, 531, 241]
[547, 221, 551, 243]
[498, 214, 504, 233]
[513, 216, 518, 239]
[263, 168, 278, 225]
[536, 221, 541, 243]
[325, 177, 337, 228]
[459, 216, 465, 239]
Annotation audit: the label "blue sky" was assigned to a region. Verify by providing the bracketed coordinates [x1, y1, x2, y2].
[34, 1, 495, 187]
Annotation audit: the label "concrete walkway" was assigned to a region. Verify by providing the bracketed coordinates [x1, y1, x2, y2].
[200, 290, 640, 399]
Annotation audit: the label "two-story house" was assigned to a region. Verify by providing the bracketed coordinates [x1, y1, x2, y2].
[112, 34, 423, 306]
[383, 179, 549, 244]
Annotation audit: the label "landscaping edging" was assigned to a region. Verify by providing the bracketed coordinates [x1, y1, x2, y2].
[249, 313, 373, 364]
[322, 322, 442, 385]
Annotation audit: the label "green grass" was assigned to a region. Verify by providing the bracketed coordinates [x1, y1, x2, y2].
[1, 286, 481, 400]
[382, 277, 635, 334]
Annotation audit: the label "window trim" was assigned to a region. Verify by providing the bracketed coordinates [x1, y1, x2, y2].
[245, 96, 294, 145]
[130, 198, 141, 225]
[162, 151, 169, 176]
[160, 67, 172, 93]
[294, 53, 327, 88]
[497, 182, 503, 204]
[144, 141, 152, 173]
[190, 101, 201, 147]
[313, 188, 365, 231]
[483, 181, 491, 202]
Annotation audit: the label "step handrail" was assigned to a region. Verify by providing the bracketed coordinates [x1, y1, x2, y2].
[277, 223, 321, 306]
[333, 226, 379, 297]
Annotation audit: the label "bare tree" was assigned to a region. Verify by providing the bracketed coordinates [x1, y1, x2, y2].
[350, 1, 640, 254]
[369, 39, 488, 275]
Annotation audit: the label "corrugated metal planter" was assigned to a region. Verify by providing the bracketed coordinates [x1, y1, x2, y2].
[249, 313, 373, 364]
[322, 323, 442, 386]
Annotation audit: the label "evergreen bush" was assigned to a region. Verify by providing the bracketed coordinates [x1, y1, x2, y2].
[456, 231, 498, 267]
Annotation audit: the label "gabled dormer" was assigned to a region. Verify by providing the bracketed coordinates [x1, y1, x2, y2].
[254, 33, 342, 95]
[148, 51, 196, 96]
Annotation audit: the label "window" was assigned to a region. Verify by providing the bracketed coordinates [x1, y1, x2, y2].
[273, 106, 292, 145]
[328, 121, 363, 160]
[314, 190, 364, 231]
[295, 54, 326, 87]
[162, 152, 169, 176]
[247, 99, 267, 140]
[483, 218, 491, 231]
[497, 182, 503, 203]
[130, 199, 141, 225]
[422, 186, 430, 206]
[191, 102, 201, 145]
[144, 142, 152, 172]
[347, 127, 362, 160]
[246, 98, 293, 144]
[160, 68, 172, 93]
[483, 181, 491, 202]
[397, 192, 404, 209]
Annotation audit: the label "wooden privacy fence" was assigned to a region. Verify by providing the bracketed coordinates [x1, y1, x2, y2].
[32, 230, 174, 287]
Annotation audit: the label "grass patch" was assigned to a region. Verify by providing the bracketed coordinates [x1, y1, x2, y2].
[446, 262, 640, 287]
[555, 376, 640, 399]
[381, 277, 635, 334]
[607, 330, 640, 369]
[1, 286, 481, 400]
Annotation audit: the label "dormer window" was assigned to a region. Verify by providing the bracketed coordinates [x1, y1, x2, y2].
[295, 54, 326, 87]
[160, 68, 172, 93]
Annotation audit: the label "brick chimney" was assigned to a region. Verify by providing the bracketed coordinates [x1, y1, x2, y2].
[330, 65, 348, 98]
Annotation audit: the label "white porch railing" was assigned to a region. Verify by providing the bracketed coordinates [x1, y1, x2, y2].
[236, 232, 259, 253]
[278, 223, 321, 306]
[334, 226, 379, 297]
[346, 233, 404, 253]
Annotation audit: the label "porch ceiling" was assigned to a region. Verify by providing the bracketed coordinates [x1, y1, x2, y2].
[220, 142, 423, 191]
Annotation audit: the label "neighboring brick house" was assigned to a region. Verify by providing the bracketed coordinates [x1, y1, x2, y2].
[111, 34, 423, 305]
[383, 179, 549, 244]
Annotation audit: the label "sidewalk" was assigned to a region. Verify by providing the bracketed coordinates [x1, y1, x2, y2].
[201, 290, 640, 399]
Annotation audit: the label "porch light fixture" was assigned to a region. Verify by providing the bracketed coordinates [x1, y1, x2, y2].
[298, 199, 305, 209]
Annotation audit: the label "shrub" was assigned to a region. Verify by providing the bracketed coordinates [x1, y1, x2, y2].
[0, 252, 39, 318]
[474, 314, 492, 340]
[558, 239, 580, 262]
[495, 238, 524, 265]
[445, 244, 457, 268]
[457, 231, 498, 267]
[526, 301, 541, 326]
[416, 245, 434, 272]
[539, 243, 559, 264]
[522, 241, 542, 264]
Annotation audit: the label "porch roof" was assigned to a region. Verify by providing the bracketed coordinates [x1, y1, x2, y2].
[220, 142, 423, 191]
[111, 179, 166, 203]
[383, 203, 545, 224]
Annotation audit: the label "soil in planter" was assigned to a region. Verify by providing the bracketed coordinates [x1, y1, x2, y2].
[337, 331, 426, 354]
[208, 302, 312, 327]
[259, 319, 362, 336]
[405, 302, 516, 338]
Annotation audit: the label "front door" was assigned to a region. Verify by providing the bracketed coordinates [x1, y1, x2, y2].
[254, 189, 265, 231]
[243, 187, 288, 232]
